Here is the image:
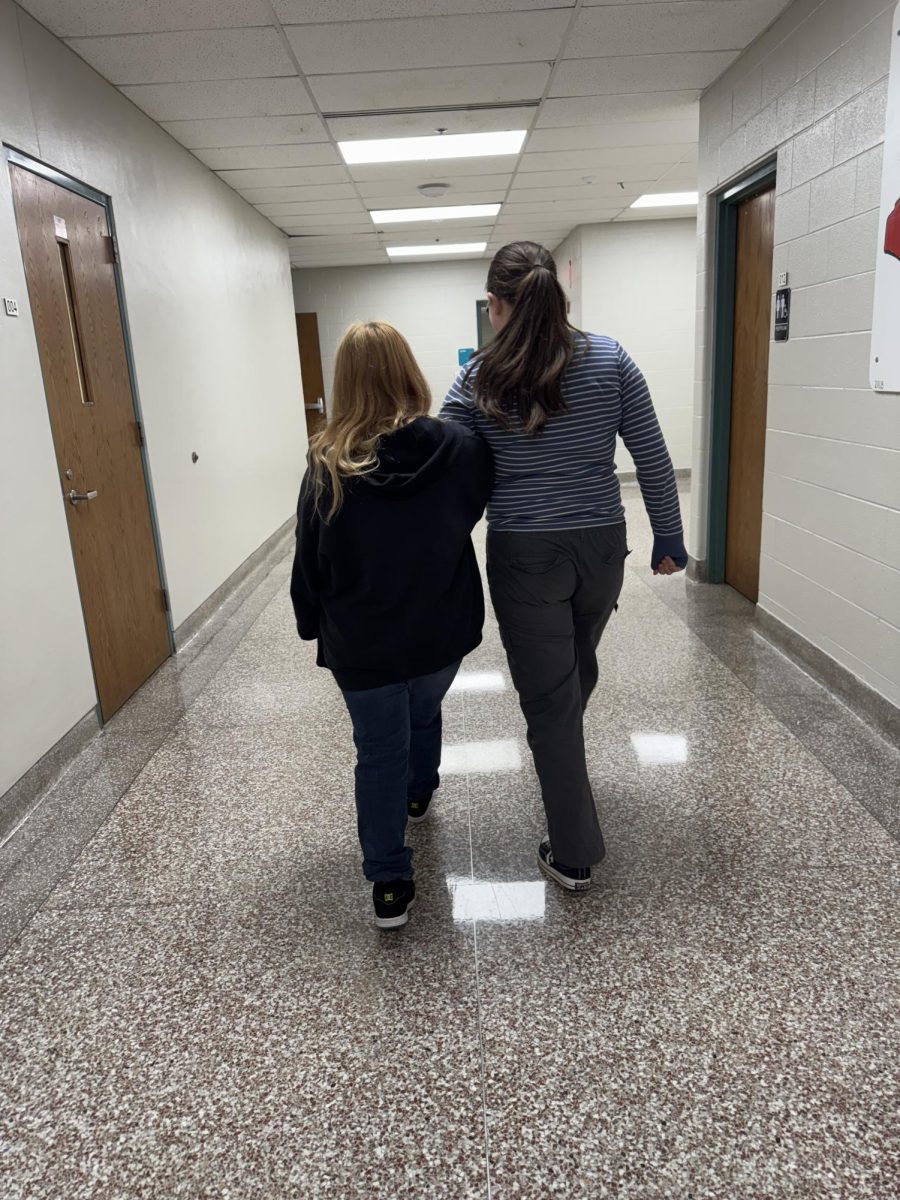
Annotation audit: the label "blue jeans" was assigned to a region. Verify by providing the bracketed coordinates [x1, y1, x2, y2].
[341, 661, 460, 882]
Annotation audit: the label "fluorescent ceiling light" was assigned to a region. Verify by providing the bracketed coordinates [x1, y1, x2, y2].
[339, 129, 526, 165]
[386, 242, 486, 258]
[371, 203, 501, 224]
[631, 191, 699, 209]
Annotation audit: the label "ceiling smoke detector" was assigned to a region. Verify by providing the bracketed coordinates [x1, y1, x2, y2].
[418, 182, 451, 198]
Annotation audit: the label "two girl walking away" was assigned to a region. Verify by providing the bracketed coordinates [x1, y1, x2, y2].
[291, 242, 686, 929]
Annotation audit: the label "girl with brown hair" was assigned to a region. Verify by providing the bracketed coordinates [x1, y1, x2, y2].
[443, 241, 686, 893]
[291, 321, 492, 928]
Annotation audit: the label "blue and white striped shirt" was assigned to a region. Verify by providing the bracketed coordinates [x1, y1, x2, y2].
[441, 334, 684, 548]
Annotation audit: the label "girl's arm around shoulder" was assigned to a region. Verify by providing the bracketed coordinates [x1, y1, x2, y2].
[440, 364, 477, 432]
[449, 421, 494, 520]
[289, 468, 323, 640]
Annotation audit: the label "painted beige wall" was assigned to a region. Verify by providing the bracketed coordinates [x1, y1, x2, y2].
[693, 0, 900, 706]
[0, 1, 305, 796]
[292, 258, 488, 408]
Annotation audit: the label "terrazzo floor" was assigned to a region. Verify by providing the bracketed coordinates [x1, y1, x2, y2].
[1, 484, 898, 1199]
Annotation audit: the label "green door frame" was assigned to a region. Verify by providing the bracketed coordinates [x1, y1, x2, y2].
[707, 160, 778, 583]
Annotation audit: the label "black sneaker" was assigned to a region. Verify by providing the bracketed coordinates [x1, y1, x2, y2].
[538, 839, 591, 892]
[407, 791, 434, 825]
[373, 880, 416, 929]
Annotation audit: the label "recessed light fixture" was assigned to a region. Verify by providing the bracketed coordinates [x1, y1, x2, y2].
[386, 242, 487, 258]
[339, 130, 527, 165]
[631, 191, 699, 208]
[371, 203, 501, 224]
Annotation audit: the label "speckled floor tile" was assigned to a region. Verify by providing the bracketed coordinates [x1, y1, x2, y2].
[46, 725, 474, 910]
[0, 894, 488, 1200]
[4, 482, 898, 1200]
[474, 867, 899, 1200]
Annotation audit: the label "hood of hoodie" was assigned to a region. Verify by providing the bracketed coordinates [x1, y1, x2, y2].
[361, 416, 460, 498]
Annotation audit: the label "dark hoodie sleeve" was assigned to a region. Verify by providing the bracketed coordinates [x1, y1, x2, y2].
[290, 469, 322, 640]
[460, 427, 494, 526]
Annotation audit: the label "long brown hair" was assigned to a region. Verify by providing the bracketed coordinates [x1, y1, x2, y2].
[308, 321, 431, 520]
[469, 241, 585, 434]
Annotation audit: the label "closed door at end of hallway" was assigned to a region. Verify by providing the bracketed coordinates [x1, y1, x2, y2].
[726, 185, 775, 604]
[10, 163, 170, 719]
[296, 312, 327, 438]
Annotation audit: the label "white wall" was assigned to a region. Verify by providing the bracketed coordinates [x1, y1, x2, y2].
[693, 0, 900, 706]
[578, 220, 697, 472]
[555, 226, 584, 329]
[0, 1, 305, 796]
[292, 259, 488, 409]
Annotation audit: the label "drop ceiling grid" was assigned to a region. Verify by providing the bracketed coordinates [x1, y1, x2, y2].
[17, 0, 796, 265]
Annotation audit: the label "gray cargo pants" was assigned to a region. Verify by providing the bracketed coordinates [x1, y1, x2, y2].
[486, 523, 628, 868]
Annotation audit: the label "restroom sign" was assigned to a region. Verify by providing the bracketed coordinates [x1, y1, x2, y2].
[870, 2, 900, 391]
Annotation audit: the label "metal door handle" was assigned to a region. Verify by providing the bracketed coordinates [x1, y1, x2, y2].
[305, 398, 325, 413]
[67, 489, 98, 505]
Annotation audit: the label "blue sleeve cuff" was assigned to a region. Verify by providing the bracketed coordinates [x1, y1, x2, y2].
[652, 534, 688, 571]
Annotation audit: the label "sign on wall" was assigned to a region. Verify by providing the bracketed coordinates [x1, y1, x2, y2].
[871, 3, 900, 392]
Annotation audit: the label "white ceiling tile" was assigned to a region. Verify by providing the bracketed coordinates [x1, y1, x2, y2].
[66, 28, 296, 85]
[550, 52, 738, 98]
[286, 11, 567, 74]
[218, 165, 351, 189]
[159, 115, 328, 149]
[290, 234, 381, 246]
[380, 226, 495, 242]
[518, 146, 691, 175]
[307, 62, 550, 113]
[358, 189, 508, 208]
[348, 158, 517, 184]
[614, 208, 699, 223]
[570, 2, 789, 59]
[502, 196, 636, 212]
[256, 200, 369, 218]
[537, 93, 700, 128]
[526, 120, 698, 154]
[326, 106, 536, 141]
[120, 78, 316, 122]
[237, 183, 360, 203]
[275, 1, 574, 19]
[506, 181, 651, 202]
[356, 174, 511, 197]
[282, 212, 377, 227]
[193, 144, 341, 171]
[285, 223, 378, 235]
[20, 0, 271, 36]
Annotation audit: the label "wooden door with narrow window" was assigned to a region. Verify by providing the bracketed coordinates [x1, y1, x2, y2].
[296, 312, 326, 437]
[726, 186, 776, 603]
[10, 164, 170, 719]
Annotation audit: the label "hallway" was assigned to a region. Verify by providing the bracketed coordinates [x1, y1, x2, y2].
[1, 483, 897, 1199]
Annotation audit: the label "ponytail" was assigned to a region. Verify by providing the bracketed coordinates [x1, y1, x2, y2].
[468, 241, 585, 434]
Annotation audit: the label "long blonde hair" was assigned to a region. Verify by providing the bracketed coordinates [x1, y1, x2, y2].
[308, 321, 431, 520]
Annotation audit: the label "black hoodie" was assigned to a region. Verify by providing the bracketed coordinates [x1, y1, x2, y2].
[290, 416, 493, 691]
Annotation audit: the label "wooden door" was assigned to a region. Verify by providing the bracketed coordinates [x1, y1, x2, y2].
[10, 165, 170, 720]
[296, 312, 326, 437]
[726, 186, 775, 603]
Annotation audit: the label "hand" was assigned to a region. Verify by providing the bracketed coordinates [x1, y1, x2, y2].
[653, 556, 684, 576]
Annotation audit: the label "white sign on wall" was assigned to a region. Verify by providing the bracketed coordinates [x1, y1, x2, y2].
[871, 3, 900, 392]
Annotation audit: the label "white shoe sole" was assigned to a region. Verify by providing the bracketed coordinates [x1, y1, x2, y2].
[406, 810, 429, 825]
[538, 853, 591, 893]
[374, 895, 416, 929]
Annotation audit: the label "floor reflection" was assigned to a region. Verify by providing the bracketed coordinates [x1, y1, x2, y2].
[442, 738, 521, 774]
[630, 732, 689, 764]
[446, 877, 546, 922]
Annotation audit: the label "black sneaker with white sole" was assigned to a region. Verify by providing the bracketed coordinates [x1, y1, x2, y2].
[373, 879, 416, 929]
[538, 839, 592, 892]
[407, 791, 434, 824]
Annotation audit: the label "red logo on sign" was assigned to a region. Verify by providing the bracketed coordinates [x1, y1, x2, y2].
[886, 198, 900, 262]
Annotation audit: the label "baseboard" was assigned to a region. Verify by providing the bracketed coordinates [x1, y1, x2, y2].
[174, 516, 294, 650]
[0, 710, 99, 848]
[0, 515, 295, 847]
[756, 609, 900, 745]
[687, 555, 707, 582]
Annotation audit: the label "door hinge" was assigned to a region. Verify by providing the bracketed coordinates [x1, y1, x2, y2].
[135, 420, 145, 447]
[161, 588, 170, 613]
